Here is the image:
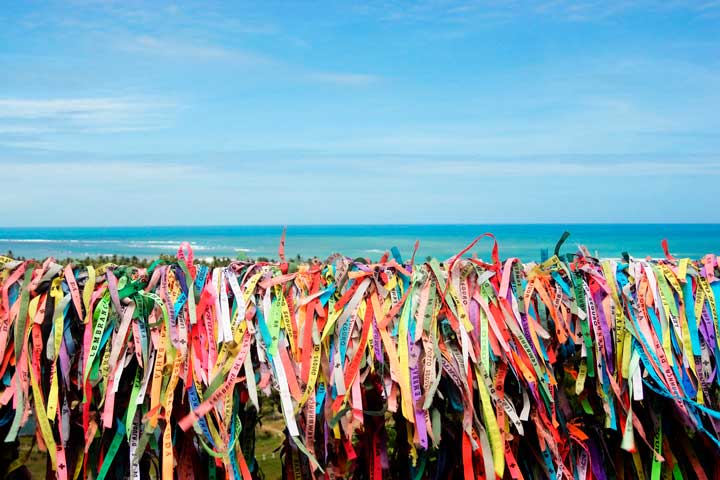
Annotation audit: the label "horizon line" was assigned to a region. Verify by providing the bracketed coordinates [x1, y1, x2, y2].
[2, 222, 720, 229]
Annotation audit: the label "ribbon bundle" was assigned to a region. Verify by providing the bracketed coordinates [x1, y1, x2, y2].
[1, 235, 720, 479]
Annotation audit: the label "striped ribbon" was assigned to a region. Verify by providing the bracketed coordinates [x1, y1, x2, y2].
[0, 236, 719, 479]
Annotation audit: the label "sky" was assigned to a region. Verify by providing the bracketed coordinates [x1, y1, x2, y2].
[1, 0, 719, 226]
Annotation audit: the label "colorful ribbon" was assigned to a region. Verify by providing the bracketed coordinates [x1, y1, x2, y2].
[0, 235, 719, 479]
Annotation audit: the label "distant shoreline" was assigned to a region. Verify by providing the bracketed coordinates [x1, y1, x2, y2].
[2, 251, 666, 270]
[1, 224, 717, 261]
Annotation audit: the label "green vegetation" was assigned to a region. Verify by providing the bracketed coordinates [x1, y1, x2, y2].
[18, 414, 284, 478]
[254, 416, 284, 479]
[5, 251, 330, 271]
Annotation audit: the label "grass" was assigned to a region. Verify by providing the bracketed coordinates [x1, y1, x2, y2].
[16, 438, 46, 479]
[18, 416, 285, 479]
[254, 415, 284, 479]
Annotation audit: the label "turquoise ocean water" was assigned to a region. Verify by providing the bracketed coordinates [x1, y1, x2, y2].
[0, 225, 718, 262]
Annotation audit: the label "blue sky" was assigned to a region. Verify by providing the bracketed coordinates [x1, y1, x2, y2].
[1, 0, 719, 226]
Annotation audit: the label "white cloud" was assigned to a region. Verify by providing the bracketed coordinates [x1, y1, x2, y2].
[120, 35, 380, 86]
[117, 36, 379, 87]
[0, 97, 175, 140]
[1, 155, 716, 226]
[0, 125, 51, 135]
[304, 72, 381, 86]
[390, 158, 720, 177]
[361, 0, 720, 24]
[2, 161, 197, 183]
[121, 35, 275, 65]
[0, 97, 171, 120]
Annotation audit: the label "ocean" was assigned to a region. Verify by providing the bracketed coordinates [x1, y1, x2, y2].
[0, 224, 718, 262]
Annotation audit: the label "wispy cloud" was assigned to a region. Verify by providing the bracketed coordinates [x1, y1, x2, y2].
[2, 160, 198, 184]
[118, 35, 380, 87]
[0, 97, 169, 121]
[304, 72, 381, 86]
[120, 35, 276, 65]
[1, 154, 716, 226]
[0, 97, 176, 149]
[364, 0, 720, 24]
[387, 156, 720, 177]
[0, 125, 51, 135]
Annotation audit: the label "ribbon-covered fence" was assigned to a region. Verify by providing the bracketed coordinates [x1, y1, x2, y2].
[1, 235, 720, 479]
